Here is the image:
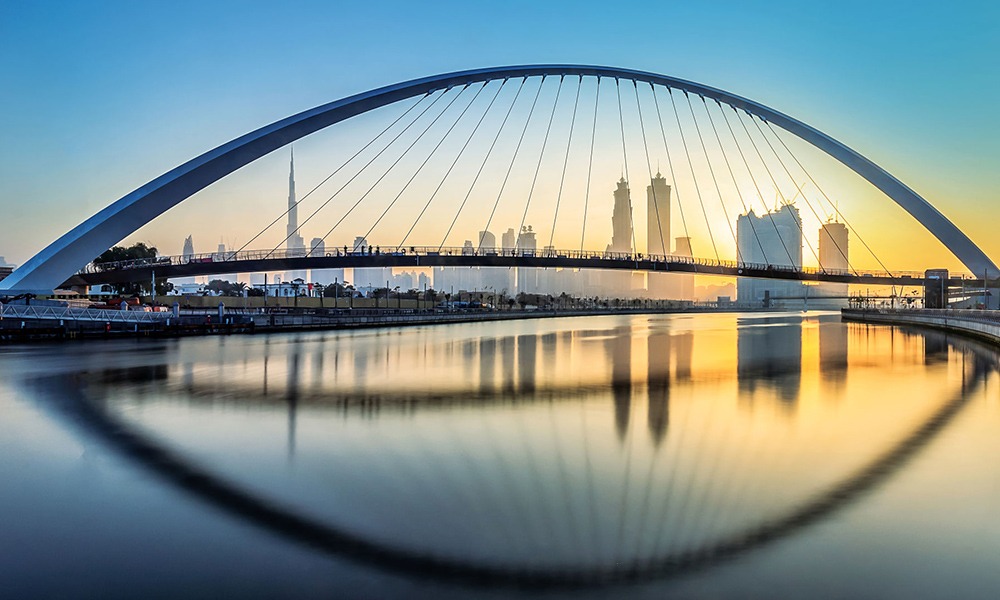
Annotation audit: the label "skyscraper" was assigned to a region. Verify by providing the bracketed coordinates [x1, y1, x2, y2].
[501, 228, 516, 251]
[736, 204, 804, 305]
[646, 173, 670, 256]
[285, 148, 308, 282]
[517, 226, 537, 293]
[669, 236, 694, 300]
[603, 178, 634, 296]
[500, 227, 517, 293]
[646, 174, 672, 298]
[286, 148, 306, 257]
[610, 177, 633, 254]
[310, 237, 344, 286]
[818, 221, 849, 298]
[182, 236, 195, 259]
[478, 230, 496, 252]
[351, 235, 389, 291]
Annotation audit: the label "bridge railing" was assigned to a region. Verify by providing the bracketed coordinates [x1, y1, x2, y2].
[849, 307, 1000, 325]
[77, 245, 941, 281]
[0, 303, 172, 323]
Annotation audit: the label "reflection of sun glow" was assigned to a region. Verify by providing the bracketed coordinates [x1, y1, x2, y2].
[77, 313, 985, 574]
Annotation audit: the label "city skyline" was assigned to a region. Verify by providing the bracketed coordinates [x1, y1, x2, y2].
[0, 2, 996, 276]
[175, 165, 859, 304]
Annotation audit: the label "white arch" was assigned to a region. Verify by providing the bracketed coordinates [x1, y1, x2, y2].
[3, 65, 994, 292]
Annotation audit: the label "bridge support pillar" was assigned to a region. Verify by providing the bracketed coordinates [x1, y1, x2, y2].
[924, 269, 948, 309]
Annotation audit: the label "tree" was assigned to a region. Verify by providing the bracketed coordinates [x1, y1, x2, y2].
[93, 242, 158, 266]
[323, 282, 349, 298]
[92, 242, 165, 295]
[206, 279, 245, 296]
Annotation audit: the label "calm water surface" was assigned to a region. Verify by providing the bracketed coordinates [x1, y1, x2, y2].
[2, 312, 999, 598]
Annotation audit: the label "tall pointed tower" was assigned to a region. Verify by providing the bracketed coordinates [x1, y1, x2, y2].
[286, 147, 306, 256]
[609, 177, 633, 254]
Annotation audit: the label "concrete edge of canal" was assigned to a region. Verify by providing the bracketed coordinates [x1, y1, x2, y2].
[842, 308, 1000, 346]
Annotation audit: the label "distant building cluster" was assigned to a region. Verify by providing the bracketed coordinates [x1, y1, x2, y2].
[735, 203, 849, 306]
[0, 256, 15, 284]
[170, 150, 850, 305]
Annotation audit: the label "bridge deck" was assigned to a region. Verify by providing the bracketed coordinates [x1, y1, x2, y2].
[65, 247, 973, 288]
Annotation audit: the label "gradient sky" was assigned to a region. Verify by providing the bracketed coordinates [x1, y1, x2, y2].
[0, 0, 997, 271]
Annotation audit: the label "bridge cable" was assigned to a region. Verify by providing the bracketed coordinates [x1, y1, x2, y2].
[262, 89, 448, 259]
[545, 382, 585, 561]
[746, 113, 856, 276]
[234, 94, 427, 257]
[762, 119, 893, 278]
[615, 78, 639, 254]
[477, 76, 547, 251]
[396, 79, 506, 251]
[580, 77, 601, 253]
[718, 101, 798, 267]
[547, 76, 583, 251]
[732, 107, 822, 272]
[651, 85, 692, 250]
[734, 109, 823, 271]
[633, 81, 668, 261]
[685, 93, 742, 264]
[312, 85, 471, 253]
[517, 76, 565, 250]
[357, 81, 491, 248]
[667, 87, 720, 261]
[645, 350, 704, 561]
[702, 97, 769, 264]
[441, 77, 528, 253]
[667, 387, 736, 558]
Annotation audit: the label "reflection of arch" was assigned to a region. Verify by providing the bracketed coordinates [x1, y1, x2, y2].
[3, 64, 996, 292]
[33, 362, 985, 590]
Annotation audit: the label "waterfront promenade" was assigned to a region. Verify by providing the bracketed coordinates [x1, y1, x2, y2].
[842, 308, 1000, 345]
[0, 303, 764, 343]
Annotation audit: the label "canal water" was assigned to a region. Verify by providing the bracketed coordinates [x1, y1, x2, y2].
[1, 312, 999, 598]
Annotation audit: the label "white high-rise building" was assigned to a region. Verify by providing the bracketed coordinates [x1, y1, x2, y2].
[351, 235, 389, 291]
[609, 178, 633, 254]
[668, 236, 694, 300]
[310, 237, 344, 286]
[646, 174, 672, 298]
[602, 178, 634, 297]
[517, 226, 537, 293]
[479, 230, 496, 252]
[501, 228, 516, 251]
[500, 228, 517, 292]
[736, 203, 804, 305]
[818, 221, 849, 298]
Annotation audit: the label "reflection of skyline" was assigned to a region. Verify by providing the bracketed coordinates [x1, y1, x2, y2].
[818, 319, 848, 387]
[647, 330, 670, 447]
[35, 320, 994, 592]
[737, 317, 802, 404]
[287, 346, 301, 458]
[605, 325, 632, 441]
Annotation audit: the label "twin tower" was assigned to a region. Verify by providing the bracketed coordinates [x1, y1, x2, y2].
[608, 173, 693, 299]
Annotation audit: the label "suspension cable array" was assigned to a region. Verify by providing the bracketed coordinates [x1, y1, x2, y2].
[214, 72, 924, 298]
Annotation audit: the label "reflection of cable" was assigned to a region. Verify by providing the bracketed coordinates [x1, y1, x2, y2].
[36, 341, 986, 590]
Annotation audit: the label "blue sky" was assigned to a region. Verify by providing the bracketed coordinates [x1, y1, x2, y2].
[0, 0, 997, 266]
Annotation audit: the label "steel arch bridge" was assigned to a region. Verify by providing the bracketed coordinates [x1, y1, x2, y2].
[2, 64, 996, 293]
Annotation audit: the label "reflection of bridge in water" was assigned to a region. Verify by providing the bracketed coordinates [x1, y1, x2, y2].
[28, 320, 998, 590]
